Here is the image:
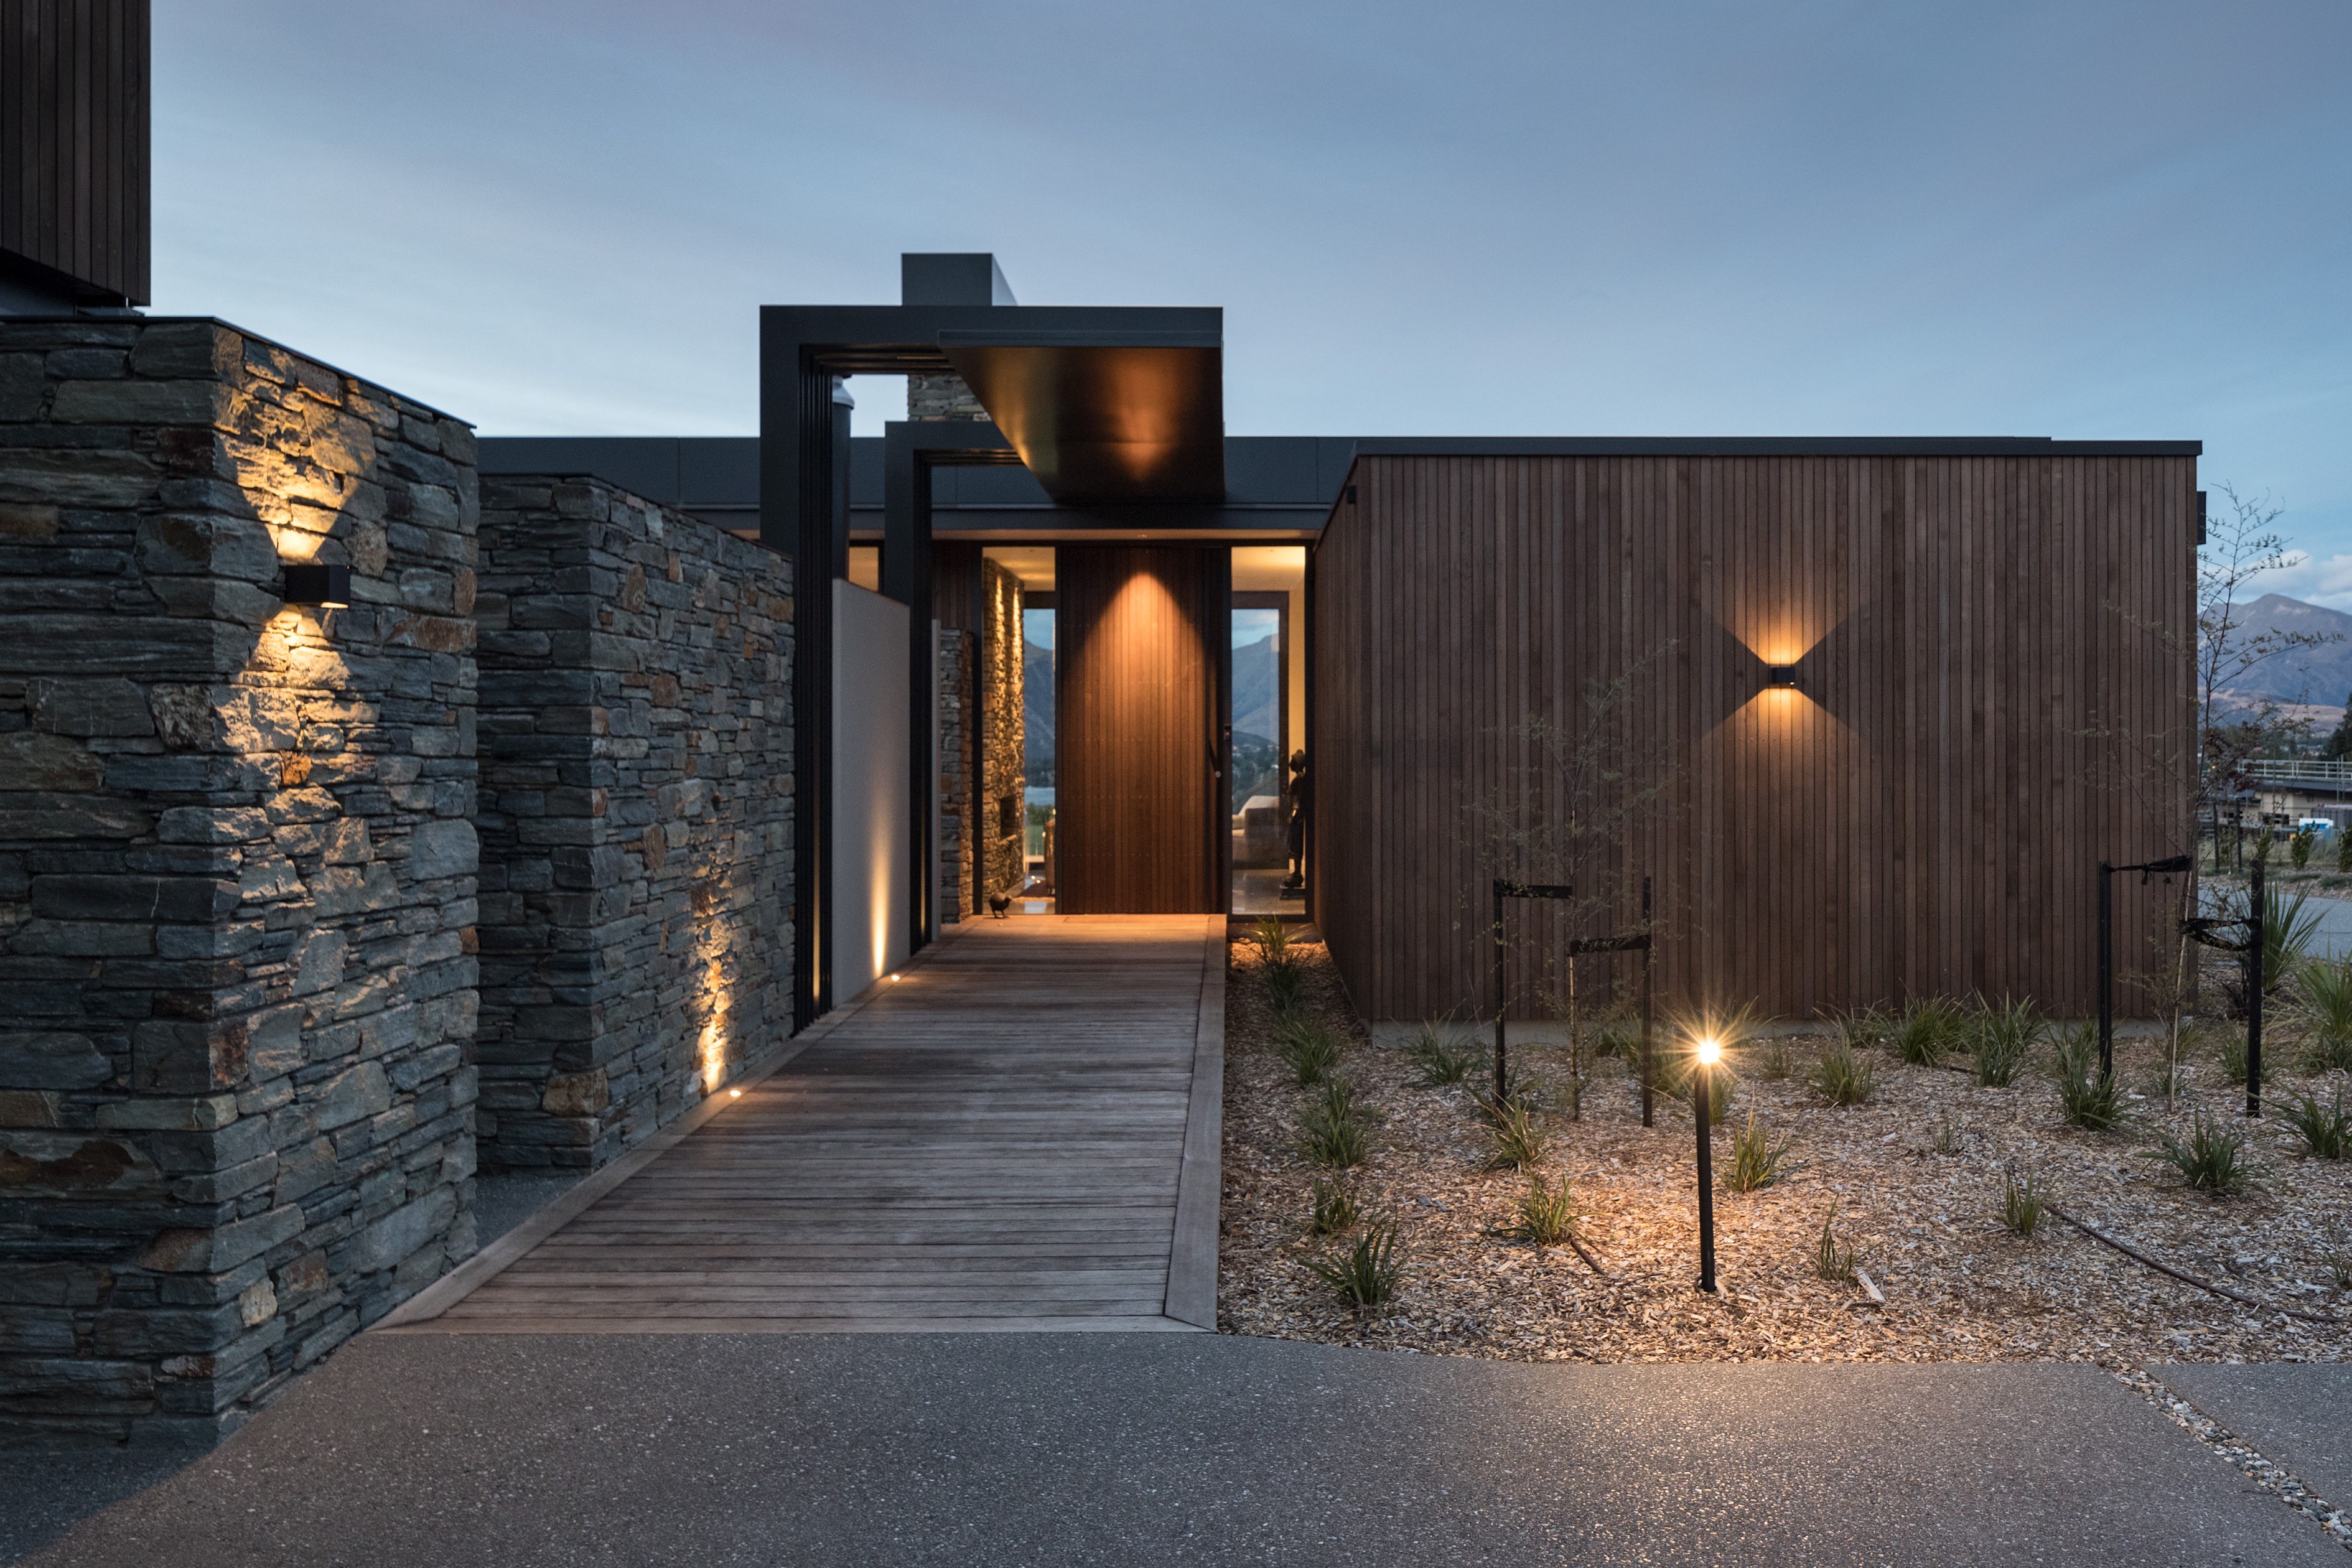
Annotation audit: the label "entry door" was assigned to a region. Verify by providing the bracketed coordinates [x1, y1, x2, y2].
[1055, 546, 1230, 913]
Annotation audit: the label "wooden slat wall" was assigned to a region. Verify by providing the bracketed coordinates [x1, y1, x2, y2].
[1058, 546, 1227, 914]
[0, 0, 149, 302]
[1312, 454, 2196, 1021]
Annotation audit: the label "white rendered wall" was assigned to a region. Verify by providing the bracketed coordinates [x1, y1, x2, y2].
[832, 581, 911, 1006]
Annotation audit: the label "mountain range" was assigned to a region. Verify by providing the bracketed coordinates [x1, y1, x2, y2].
[2215, 594, 2352, 726]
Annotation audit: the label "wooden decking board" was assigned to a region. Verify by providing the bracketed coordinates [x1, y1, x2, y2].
[385, 915, 1221, 1335]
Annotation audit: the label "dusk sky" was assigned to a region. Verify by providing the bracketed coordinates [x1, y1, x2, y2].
[153, 3, 2349, 597]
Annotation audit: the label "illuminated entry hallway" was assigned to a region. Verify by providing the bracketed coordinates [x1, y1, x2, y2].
[386, 917, 1223, 1333]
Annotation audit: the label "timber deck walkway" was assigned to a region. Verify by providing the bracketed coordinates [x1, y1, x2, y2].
[383, 915, 1224, 1333]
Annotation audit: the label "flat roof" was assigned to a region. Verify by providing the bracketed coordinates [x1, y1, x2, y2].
[478, 432, 2201, 536]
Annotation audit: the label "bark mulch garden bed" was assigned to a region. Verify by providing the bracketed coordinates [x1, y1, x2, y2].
[1218, 933, 2352, 1368]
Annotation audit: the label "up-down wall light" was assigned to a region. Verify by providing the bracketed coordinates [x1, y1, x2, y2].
[1765, 666, 1799, 689]
[281, 562, 350, 609]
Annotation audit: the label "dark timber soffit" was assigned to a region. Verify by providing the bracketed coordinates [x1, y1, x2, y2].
[944, 331, 1225, 506]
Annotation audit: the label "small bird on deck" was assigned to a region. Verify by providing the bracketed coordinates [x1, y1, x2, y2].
[988, 890, 1012, 919]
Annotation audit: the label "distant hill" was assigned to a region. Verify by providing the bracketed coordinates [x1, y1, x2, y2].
[1233, 633, 1279, 745]
[2215, 594, 2352, 724]
[1024, 638, 1053, 784]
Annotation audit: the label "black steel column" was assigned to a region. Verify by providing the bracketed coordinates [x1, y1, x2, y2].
[882, 427, 935, 957]
[2097, 859, 2114, 1080]
[1640, 874, 1655, 1130]
[2247, 854, 2266, 1117]
[1492, 880, 1508, 1105]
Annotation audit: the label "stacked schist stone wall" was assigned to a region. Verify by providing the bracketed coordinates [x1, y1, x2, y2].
[979, 559, 1025, 900]
[474, 475, 792, 1172]
[936, 627, 973, 922]
[0, 318, 478, 1440]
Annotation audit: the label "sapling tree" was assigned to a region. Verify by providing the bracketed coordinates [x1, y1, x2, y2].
[1459, 645, 1678, 1104]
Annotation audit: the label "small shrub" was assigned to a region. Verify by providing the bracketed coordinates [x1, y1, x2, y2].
[1813, 1203, 1857, 1281]
[2339, 828, 2352, 875]
[1498, 1174, 1582, 1244]
[1304, 1218, 1402, 1314]
[1892, 997, 1963, 1067]
[2285, 1085, 2352, 1160]
[1274, 1014, 1342, 1086]
[1970, 995, 2039, 1087]
[1727, 1111, 1793, 1193]
[1484, 1090, 1549, 1170]
[2293, 825, 2318, 870]
[1406, 1021, 1480, 1087]
[2000, 1169, 2046, 1238]
[1297, 1078, 1368, 1169]
[1309, 1177, 1360, 1235]
[1756, 1038, 1794, 1082]
[1811, 1040, 1878, 1106]
[2054, 1025, 2124, 1132]
[2155, 1110, 2259, 1196]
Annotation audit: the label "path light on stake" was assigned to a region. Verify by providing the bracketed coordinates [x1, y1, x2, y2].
[1693, 1036, 1721, 1294]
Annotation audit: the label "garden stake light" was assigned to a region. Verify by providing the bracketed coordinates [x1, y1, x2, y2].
[2096, 852, 2190, 1080]
[1693, 1035, 1720, 1294]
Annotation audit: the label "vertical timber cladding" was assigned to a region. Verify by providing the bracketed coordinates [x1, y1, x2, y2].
[1312, 452, 2197, 1022]
[0, 0, 151, 303]
[1057, 545, 1230, 914]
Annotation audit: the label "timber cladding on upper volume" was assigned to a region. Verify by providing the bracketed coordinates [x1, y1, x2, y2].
[1310, 451, 2197, 1023]
[1, 0, 150, 304]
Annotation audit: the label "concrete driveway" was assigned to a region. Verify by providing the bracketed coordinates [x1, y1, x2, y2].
[7, 1335, 2345, 1567]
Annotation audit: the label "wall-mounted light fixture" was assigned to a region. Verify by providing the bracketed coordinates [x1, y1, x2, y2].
[1765, 666, 1798, 688]
[281, 563, 350, 609]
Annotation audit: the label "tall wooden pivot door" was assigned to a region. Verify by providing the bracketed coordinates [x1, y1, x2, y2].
[1056, 546, 1230, 913]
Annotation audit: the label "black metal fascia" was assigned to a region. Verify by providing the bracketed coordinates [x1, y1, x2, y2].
[1341, 436, 2204, 457]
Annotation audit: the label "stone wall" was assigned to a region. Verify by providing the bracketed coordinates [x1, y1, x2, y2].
[979, 558, 1025, 900]
[937, 627, 973, 922]
[0, 318, 478, 1440]
[473, 475, 792, 1172]
[908, 372, 986, 422]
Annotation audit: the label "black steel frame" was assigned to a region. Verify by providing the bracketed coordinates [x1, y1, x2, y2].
[1488, 878, 1654, 1111]
[763, 301, 1221, 1030]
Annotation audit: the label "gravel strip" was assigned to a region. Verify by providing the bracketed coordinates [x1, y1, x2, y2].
[2114, 1365, 2352, 1552]
[1218, 938, 2352, 1366]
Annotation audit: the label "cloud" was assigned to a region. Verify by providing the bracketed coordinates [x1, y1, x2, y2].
[2242, 551, 2352, 612]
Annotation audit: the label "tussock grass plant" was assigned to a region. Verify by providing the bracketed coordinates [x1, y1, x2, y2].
[2000, 1169, 2046, 1238]
[2054, 1025, 2124, 1132]
[1264, 965, 1305, 1015]
[1309, 1177, 1360, 1236]
[1592, 1015, 1639, 1061]
[1406, 1021, 1480, 1088]
[1498, 1174, 1583, 1245]
[2285, 1085, 2352, 1160]
[1756, 1038, 1795, 1082]
[2243, 883, 2326, 993]
[2213, 1028, 2276, 1088]
[1813, 1203, 1857, 1282]
[1727, 1111, 1793, 1193]
[1930, 1109, 1962, 1155]
[2155, 1110, 2259, 1195]
[2323, 1243, 2352, 1294]
[1969, 995, 2040, 1087]
[1892, 997, 1964, 1067]
[2297, 957, 2352, 1074]
[1305, 1218, 1402, 1314]
[1827, 1005, 1891, 1053]
[1483, 1090, 1549, 1170]
[1810, 1041, 1878, 1107]
[1251, 916, 1293, 968]
[1274, 1013, 1342, 1086]
[1297, 1078, 1368, 1169]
